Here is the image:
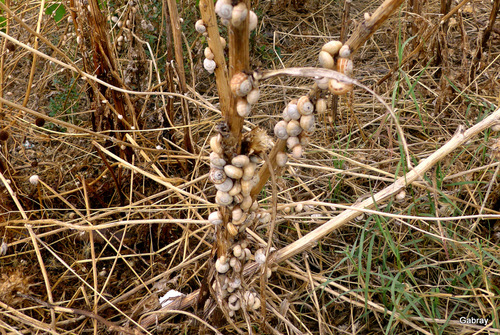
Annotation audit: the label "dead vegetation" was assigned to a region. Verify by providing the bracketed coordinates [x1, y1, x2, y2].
[0, 0, 500, 334]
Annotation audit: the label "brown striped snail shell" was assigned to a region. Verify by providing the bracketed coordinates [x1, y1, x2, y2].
[233, 193, 244, 204]
[337, 57, 353, 76]
[210, 167, 226, 184]
[274, 120, 289, 140]
[286, 120, 302, 137]
[328, 78, 354, 95]
[227, 222, 239, 236]
[322, 40, 343, 56]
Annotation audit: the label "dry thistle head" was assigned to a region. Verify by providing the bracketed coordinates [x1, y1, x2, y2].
[0, 129, 9, 141]
[35, 117, 46, 127]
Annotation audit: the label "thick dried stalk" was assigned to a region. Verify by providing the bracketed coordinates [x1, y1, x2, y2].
[344, 0, 405, 53]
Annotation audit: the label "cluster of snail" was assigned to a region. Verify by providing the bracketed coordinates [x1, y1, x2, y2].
[317, 40, 354, 95]
[231, 72, 260, 117]
[195, 0, 258, 74]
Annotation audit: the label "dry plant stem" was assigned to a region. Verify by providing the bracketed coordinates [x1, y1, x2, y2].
[164, 0, 195, 154]
[251, 140, 286, 198]
[0, 171, 27, 220]
[340, 0, 351, 43]
[274, 107, 500, 263]
[344, 0, 404, 53]
[0, 0, 11, 115]
[26, 225, 56, 331]
[199, 0, 230, 113]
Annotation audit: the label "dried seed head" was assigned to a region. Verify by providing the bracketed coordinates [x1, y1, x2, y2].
[35, 117, 46, 127]
[230, 72, 253, 96]
[0, 130, 10, 141]
[322, 40, 343, 56]
[29, 175, 40, 185]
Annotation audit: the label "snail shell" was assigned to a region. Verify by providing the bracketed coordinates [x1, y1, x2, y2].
[246, 88, 260, 105]
[240, 195, 253, 211]
[322, 40, 343, 56]
[315, 77, 329, 90]
[195, 19, 206, 33]
[230, 258, 242, 272]
[286, 136, 300, 150]
[232, 155, 250, 168]
[337, 57, 353, 76]
[215, 256, 230, 273]
[292, 144, 303, 159]
[228, 294, 240, 311]
[254, 249, 266, 264]
[204, 46, 214, 60]
[339, 44, 351, 58]
[229, 181, 242, 196]
[233, 212, 247, 225]
[227, 222, 238, 236]
[286, 120, 302, 137]
[210, 152, 226, 168]
[328, 78, 353, 95]
[242, 162, 256, 181]
[208, 211, 223, 225]
[251, 200, 259, 211]
[228, 277, 241, 289]
[231, 2, 248, 27]
[276, 151, 288, 167]
[210, 134, 223, 155]
[274, 120, 289, 140]
[233, 245, 243, 258]
[286, 103, 300, 120]
[282, 107, 291, 122]
[316, 98, 327, 113]
[249, 10, 258, 31]
[215, 177, 234, 192]
[241, 179, 252, 196]
[216, 190, 233, 206]
[210, 168, 226, 184]
[236, 98, 251, 117]
[244, 291, 255, 308]
[224, 165, 243, 179]
[300, 114, 315, 133]
[203, 58, 216, 73]
[220, 36, 227, 48]
[232, 207, 243, 222]
[299, 132, 310, 145]
[252, 297, 261, 310]
[215, 0, 233, 20]
[318, 50, 335, 69]
[233, 193, 244, 204]
[297, 96, 314, 115]
[230, 72, 253, 96]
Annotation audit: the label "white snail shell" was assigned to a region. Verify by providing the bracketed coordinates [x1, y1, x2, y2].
[300, 114, 315, 133]
[242, 162, 256, 181]
[233, 245, 243, 258]
[316, 98, 327, 113]
[249, 10, 258, 31]
[286, 103, 301, 120]
[292, 144, 303, 159]
[215, 0, 233, 20]
[215, 177, 234, 192]
[251, 200, 259, 211]
[236, 98, 251, 117]
[276, 151, 288, 167]
[396, 190, 406, 201]
[230, 72, 253, 96]
[244, 291, 255, 308]
[203, 58, 216, 73]
[224, 165, 243, 179]
[252, 297, 261, 310]
[239, 195, 253, 211]
[274, 120, 289, 140]
[282, 107, 291, 121]
[339, 44, 351, 58]
[246, 88, 260, 104]
[208, 211, 223, 225]
[322, 40, 343, 56]
[318, 50, 335, 69]
[232, 155, 250, 168]
[337, 57, 353, 76]
[286, 120, 302, 137]
[286, 136, 300, 150]
[215, 256, 230, 273]
[254, 249, 266, 264]
[228, 294, 240, 311]
[297, 96, 314, 115]
[210, 167, 226, 184]
[195, 19, 206, 33]
[328, 78, 353, 95]
[228, 277, 241, 290]
[232, 207, 243, 221]
[204, 46, 214, 60]
[315, 77, 330, 90]
[210, 152, 226, 168]
[231, 2, 248, 27]
[216, 190, 233, 206]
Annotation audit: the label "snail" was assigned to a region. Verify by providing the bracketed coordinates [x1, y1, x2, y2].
[229, 181, 242, 196]
[233, 193, 244, 204]
[210, 168, 227, 184]
[216, 190, 233, 206]
[242, 163, 256, 181]
[227, 222, 238, 236]
[215, 0, 233, 20]
[232, 207, 244, 222]
[239, 195, 253, 211]
[230, 72, 253, 97]
[249, 10, 258, 31]
[254, 249, 266, 264]
[204, 47, 214, 60]
[210, 152, 226, 168]
[336, 57, 353, 76]
[231, 2, 248, 27]
[208, 211, 223, 225]
[232, 155, 250, 168]
[215, 256, 230, 273]
[243, 291, 255, 308]
[246, 88, 260, 105]
[240, 179, 252, 196]
[236, 98, 251, 117]
[318, 50, 335, 69]
[339, 44, 351, 58]
[286, 120, 302, 137]
[276, 151, 288, 167]
[322, 40, 343, 56]
[292, 144, 303, 159]
[224, 165, 244, 180]
[228, 294, 240, 311]
[286, 102, 301, 120]
[299, 114, 315, 133]
[297, 96, 314, 115]
[233, 245, 243, 258]
[328, 78, 353, 95]
[215, 177, 234, 192]
[229, 258, 242, 272]
[195, 19, 206, 33]
[286, 136, 300, 150]
[252, 297, 261, 310]
[274, 120, 289, 140]
[203, 58, 216, 73]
